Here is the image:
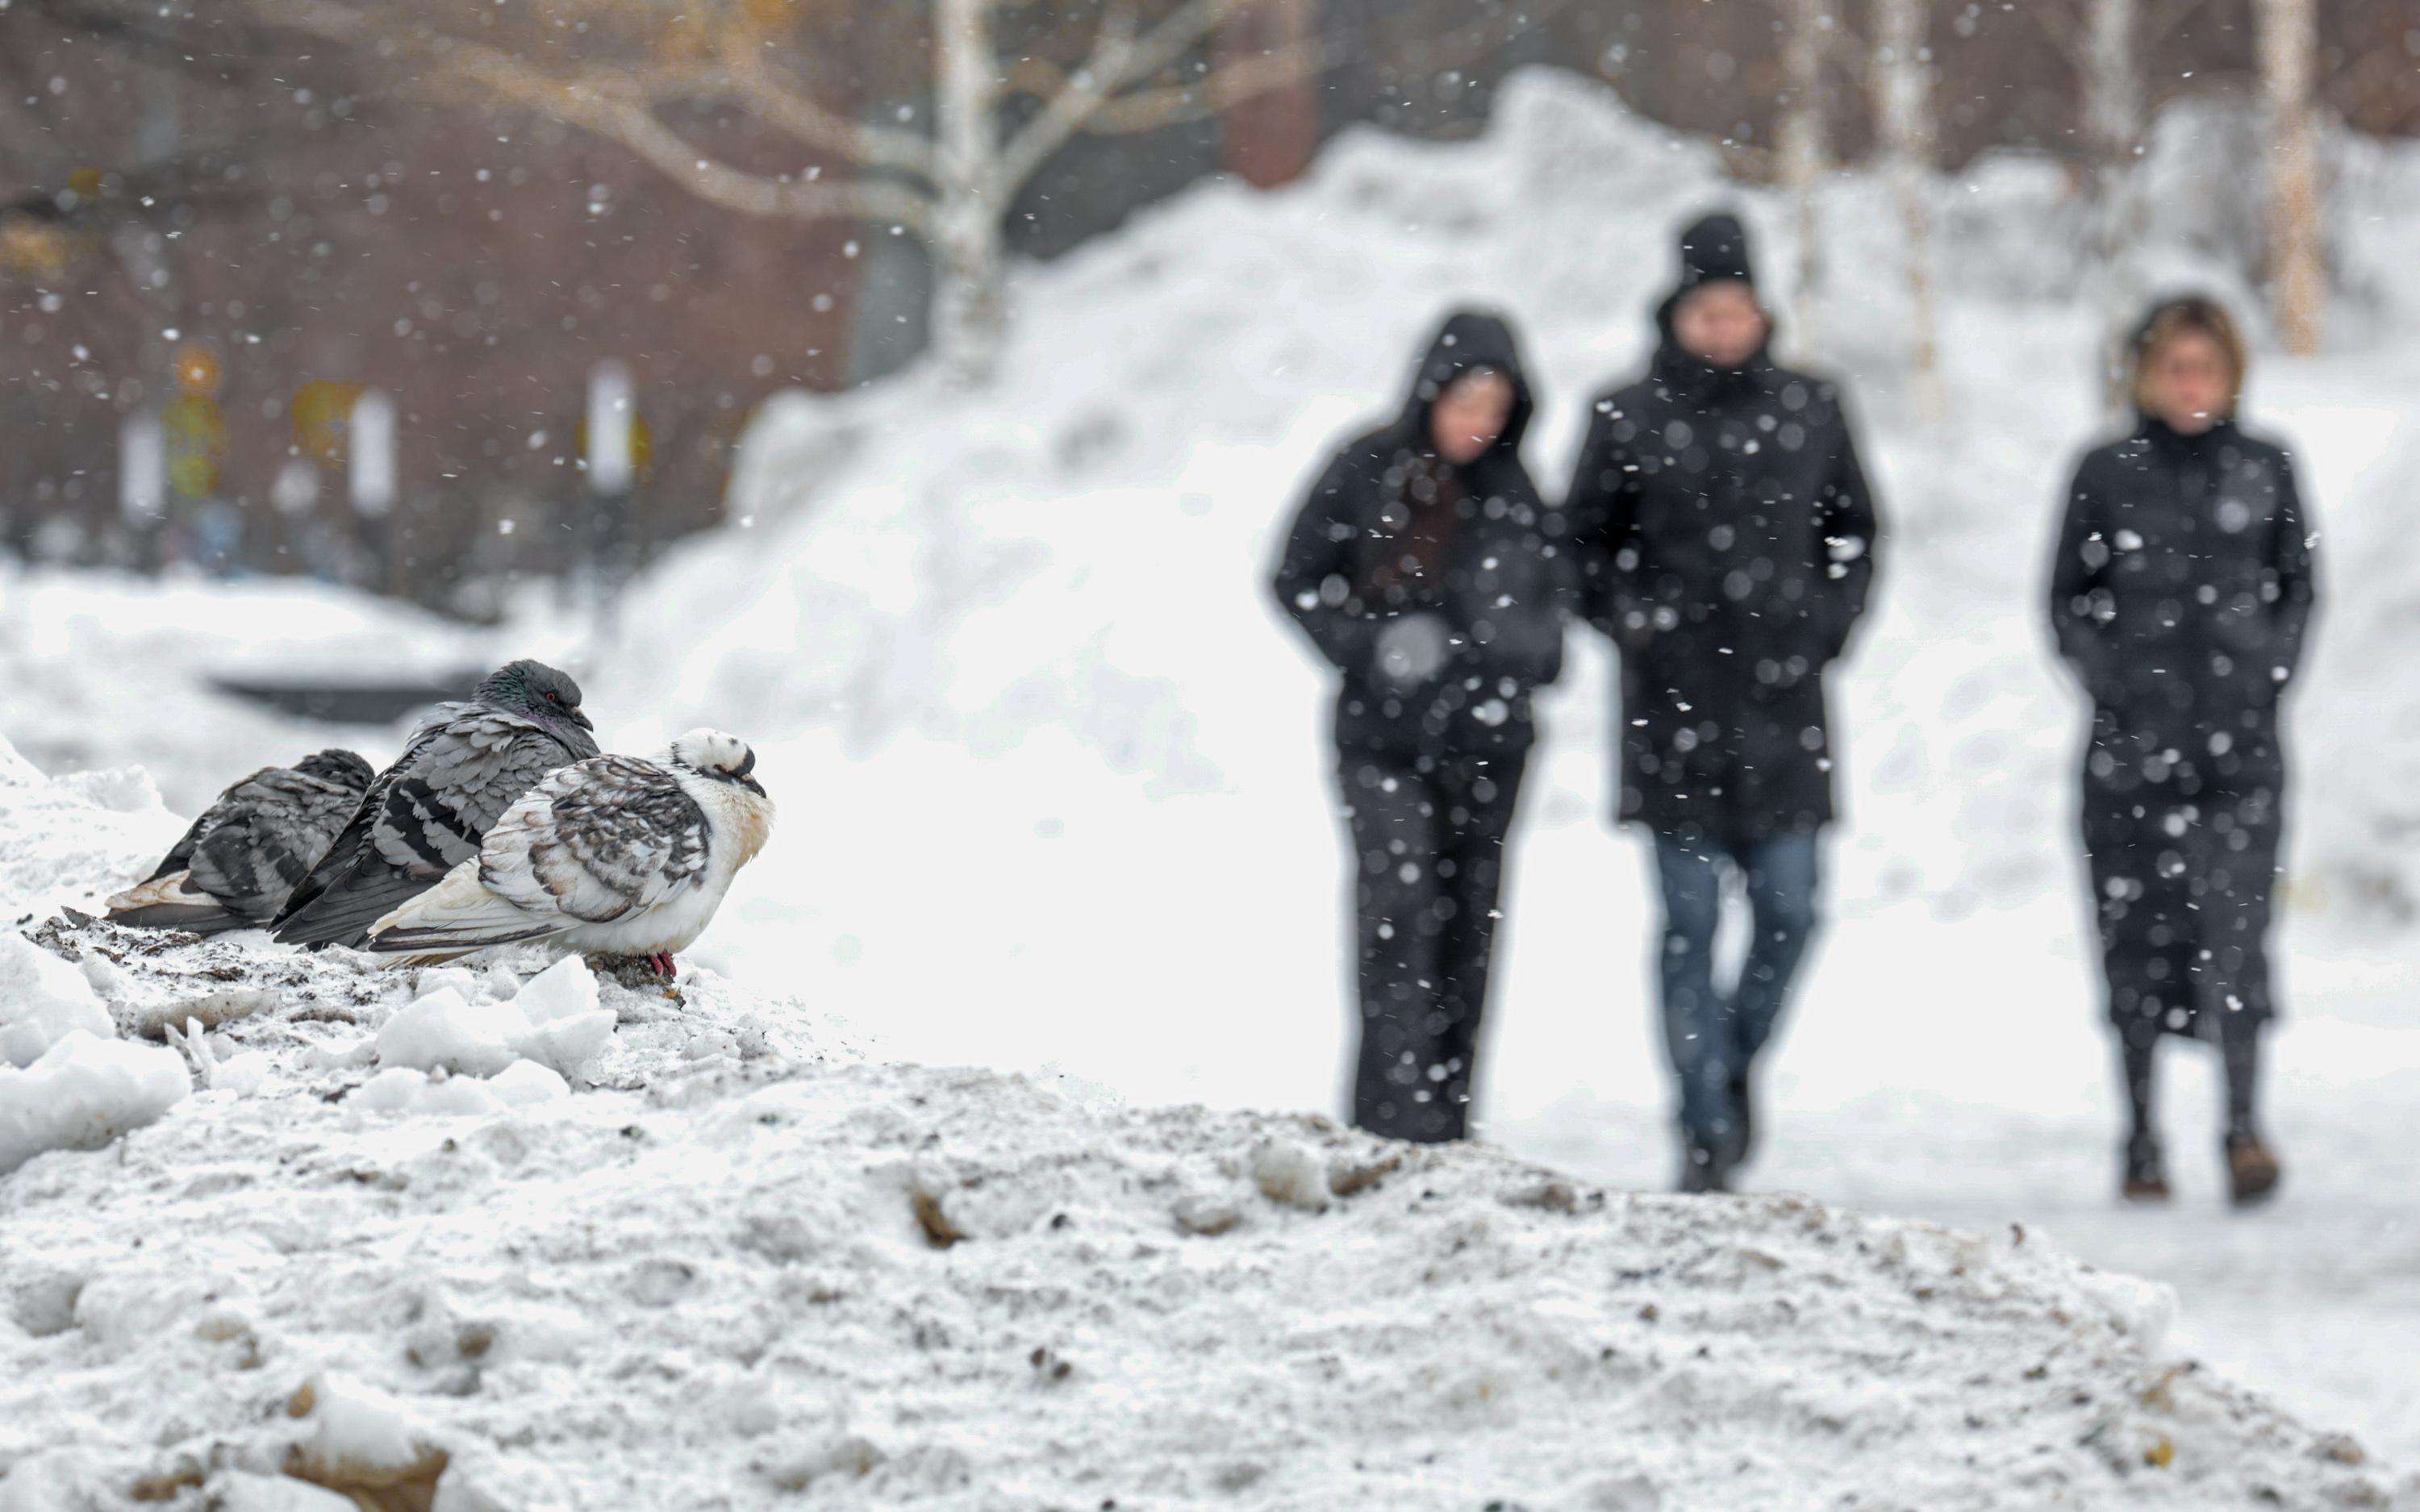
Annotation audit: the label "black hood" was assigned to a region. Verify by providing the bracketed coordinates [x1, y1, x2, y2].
[1391, 309, 1534, 457]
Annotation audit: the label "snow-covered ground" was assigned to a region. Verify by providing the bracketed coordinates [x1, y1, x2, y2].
[0, 741, 2407, 1509]
[6, 68, 2420, 1499]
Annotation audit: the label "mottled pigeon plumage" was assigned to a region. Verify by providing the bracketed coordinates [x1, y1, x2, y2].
[273, 659, 601, 949]
[365, 729, 773, 974]
[106, 749, 374, 933]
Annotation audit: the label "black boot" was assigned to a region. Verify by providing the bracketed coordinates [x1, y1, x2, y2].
[2221, 1023, 2279, 1206]
[2226, 1134, 2282, 1207]
[2118, 1035, 2165, 1201]
[1679, 1139, 1734, 1195]
[2122, 1132, 2170, 1203]
[1725, 1067, 1756, 1168]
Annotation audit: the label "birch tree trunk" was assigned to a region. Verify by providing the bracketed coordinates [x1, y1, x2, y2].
[1874, 0, 1942, 420]
[2084, 0, 2142, 408]
[2258, 0, 2323, 355]
[932, 0, 1008, 383]
[1776, 0, 1830, 359]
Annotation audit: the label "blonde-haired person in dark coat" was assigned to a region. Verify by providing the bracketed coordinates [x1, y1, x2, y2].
[2047, 295, 2316, 1206]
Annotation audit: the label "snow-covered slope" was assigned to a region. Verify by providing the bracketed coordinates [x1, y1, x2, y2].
[2, 739, 2409, 1510]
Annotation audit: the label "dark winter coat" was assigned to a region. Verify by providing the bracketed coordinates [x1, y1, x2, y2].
[1272, 310, 1569, 757]
[1566, 321, 1880, 840]
[2048, 414, 2316, 1032]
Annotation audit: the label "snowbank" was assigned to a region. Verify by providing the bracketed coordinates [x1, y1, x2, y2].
[2, 655, 2411, 1510]
[0, 1031, 189, 1177]
[0, 748, 194, 1174]
[0, 931, 114, 1066]
[373, 958, 615, 1083]
[0, 561, 490, 815]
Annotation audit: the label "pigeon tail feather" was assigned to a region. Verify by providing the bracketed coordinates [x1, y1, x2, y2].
[271, 860, 440, 949]
[106, 872, 249, 934]
[106, 900, 251, 934]
[364, 860, 561, 960]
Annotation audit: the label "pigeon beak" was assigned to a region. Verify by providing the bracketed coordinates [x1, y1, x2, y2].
[739, 775, 766, 798]
[567, 706, 595, 732]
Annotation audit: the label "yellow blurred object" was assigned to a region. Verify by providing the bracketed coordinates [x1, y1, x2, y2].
[292, 380, 368, 464]
[66, 165, 104, 199]
[2144, 1435, 2175, 1468]
[161, 392, 228, 498]
[0, 216, 79, 280]
[174, 344, 224, 398]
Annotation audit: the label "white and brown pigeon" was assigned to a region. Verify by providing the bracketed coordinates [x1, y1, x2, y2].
[363, 729, 773, 975]
[273, 660, 601, 949]
[106, 749, 375, 933]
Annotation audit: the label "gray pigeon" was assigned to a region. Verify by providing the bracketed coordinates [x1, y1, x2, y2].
[106, 749, 375, 933]
[365, 729, 773, 975]
[272, 659, 600, 949]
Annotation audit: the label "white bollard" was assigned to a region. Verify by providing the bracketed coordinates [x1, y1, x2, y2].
[586, 360, 632, 496]
[348, 389, 396, 519]
[119, 410, 164, 525]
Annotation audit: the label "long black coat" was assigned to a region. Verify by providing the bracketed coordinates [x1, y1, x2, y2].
[2048, 416, 2316, 1033]
[1566, 339, 1880, 839]
[1273, 312, 1569, 757]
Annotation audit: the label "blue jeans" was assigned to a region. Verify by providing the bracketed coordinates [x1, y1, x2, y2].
[1650, 831, 1822, 1150]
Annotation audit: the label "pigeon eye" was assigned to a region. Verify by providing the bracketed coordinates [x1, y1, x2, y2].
[545, 692, 560, 703]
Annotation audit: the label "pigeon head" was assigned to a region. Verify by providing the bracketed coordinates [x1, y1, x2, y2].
[476, 659, 594, 733]
[298, 748, 374, 791]
[668, 728, 766, 798]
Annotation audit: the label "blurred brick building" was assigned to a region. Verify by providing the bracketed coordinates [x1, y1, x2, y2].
[2, 0, 2414, 607]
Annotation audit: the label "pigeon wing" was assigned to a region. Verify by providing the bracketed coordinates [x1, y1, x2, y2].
[365, 756, 707, 958]
[272, 706, 471, 928]
[482, 755, 711, 925]
[184, 766, 372, 924]
[109, 771, 275, 931]
[134, 777, 261, 885]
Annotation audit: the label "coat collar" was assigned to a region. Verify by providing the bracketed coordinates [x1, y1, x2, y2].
[1649, 335, 1778, 408]
[2134, 411, 2237, 458]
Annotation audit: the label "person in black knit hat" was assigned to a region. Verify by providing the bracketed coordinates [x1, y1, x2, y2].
[1566, 211, 1882, 1193]
[2047, 294, 2315, 1207]
[1273, 310, 1570, 1143]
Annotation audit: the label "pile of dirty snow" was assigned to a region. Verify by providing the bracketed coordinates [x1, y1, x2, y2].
[4, 750, 2411, 1506]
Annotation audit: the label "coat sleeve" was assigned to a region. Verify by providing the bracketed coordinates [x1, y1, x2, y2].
[1271, 444, 1376, 676]
[1474, 470, 1571, 690]
[2268, 453, 2318, 689]
[2047, 456, 2121, 698]
[1563, 398, 1648, 648]
[1813, 411, 1880, 664]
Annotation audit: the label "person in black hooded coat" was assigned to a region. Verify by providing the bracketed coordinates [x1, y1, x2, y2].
[1272, 310, 1568, 1143]
[2047, 294, 2315, 1206]
[1565, 212, 1881, 1192]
